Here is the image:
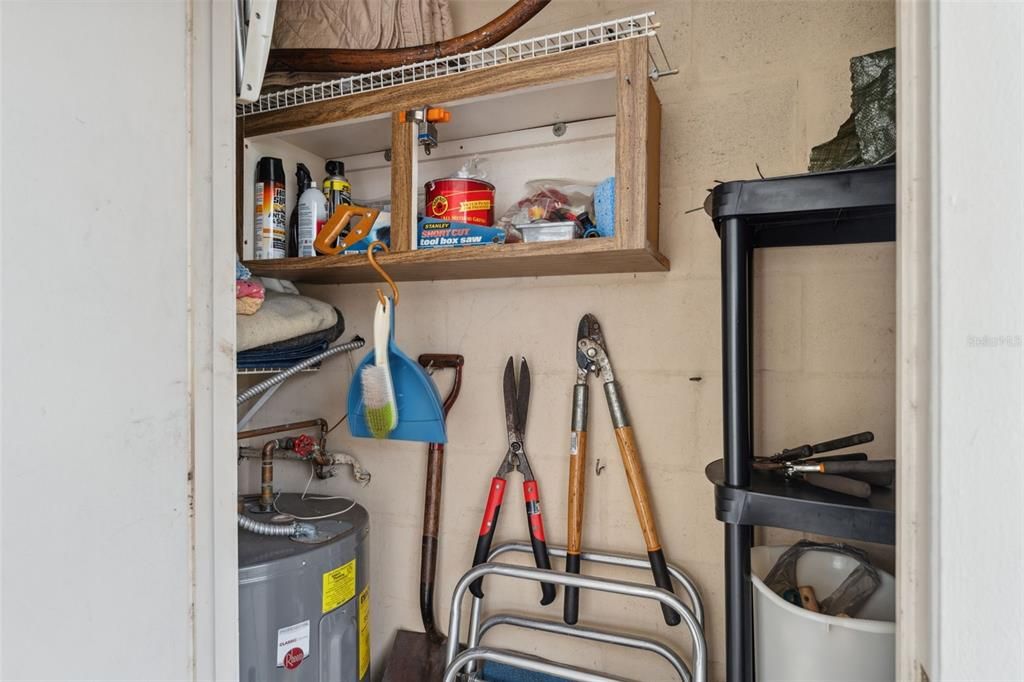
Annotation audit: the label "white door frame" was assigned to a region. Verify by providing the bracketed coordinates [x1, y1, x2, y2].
[896, 1, 933, 679]
[898, 2, 1024, 681]
[189, 0, 239, 679]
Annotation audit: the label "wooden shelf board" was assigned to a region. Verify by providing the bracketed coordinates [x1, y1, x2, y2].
[243, 238, 669, 284]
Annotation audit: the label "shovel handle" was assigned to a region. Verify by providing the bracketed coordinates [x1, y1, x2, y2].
[415, 354, 463, 642]
[419, 442, 444, 642]
[470, 477, 505, 598]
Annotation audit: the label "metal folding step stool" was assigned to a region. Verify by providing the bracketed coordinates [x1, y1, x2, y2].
[444, 542, 708, 682]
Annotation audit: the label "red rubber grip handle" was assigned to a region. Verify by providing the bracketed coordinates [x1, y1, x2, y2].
[478, 477, 506, 536]
[523, 480, 546, 542]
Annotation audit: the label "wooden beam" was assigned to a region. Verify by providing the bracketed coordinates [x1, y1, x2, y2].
[243, 238, 669, 284]
[389, 112, 414, 252]
[645, 80, 662, 252]
[614, 38, 657, 252]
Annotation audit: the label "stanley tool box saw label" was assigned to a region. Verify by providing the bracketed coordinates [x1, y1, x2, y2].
[322, 560, 356, 613]
[417, 218, 505, 248]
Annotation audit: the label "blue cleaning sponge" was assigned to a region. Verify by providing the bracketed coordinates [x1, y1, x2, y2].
[593, 177, 615, 238]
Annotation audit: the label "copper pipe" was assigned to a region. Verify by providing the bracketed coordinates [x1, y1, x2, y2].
[238, 418, 327, 442]
[260, 440, 278, 512]
[266, 0, 551, 74]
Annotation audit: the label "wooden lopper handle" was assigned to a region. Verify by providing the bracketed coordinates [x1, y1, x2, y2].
[613, 424, 681, 626]
[566, 430, 588, 555]
[564, 383, 588, 624]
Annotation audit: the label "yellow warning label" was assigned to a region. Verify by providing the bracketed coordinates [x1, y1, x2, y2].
[322, 560, 356, 614]
[358, 586, 370, 679]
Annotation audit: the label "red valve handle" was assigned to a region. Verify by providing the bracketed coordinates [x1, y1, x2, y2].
[292, 434, 316, 458]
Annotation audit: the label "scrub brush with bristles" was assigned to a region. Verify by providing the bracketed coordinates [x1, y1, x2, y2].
[361, 297, 398, 438]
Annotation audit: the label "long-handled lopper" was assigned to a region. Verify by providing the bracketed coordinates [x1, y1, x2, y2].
[380, 354, 463, 682]
[565, 314, 681, 627]
[469, 356, 556, 605]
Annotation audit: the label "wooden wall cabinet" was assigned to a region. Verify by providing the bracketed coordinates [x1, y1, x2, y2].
[238, 38, 667, 284]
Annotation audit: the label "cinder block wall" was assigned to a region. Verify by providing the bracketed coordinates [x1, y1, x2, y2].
[243, 2, 896, 679]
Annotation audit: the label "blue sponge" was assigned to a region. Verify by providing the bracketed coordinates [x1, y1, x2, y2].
[593, 177, 615, 238]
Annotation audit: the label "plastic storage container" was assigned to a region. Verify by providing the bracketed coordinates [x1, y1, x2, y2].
[751, 545, 895, 682]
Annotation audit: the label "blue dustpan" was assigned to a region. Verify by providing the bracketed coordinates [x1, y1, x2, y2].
[348, 297, 447, 443]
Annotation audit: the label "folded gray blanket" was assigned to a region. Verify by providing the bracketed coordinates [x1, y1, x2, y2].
[237, 291, 338, 351]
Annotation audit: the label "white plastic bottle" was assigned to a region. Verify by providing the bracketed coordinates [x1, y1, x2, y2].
[296, 181, 328, 257]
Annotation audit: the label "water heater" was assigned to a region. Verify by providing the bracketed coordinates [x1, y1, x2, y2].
[239, 494, 370, 681]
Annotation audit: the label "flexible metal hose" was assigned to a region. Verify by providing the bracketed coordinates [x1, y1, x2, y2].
[237, 514, 316, 537]
[327, 453, 372, 486]
[237, 336, 365, 405]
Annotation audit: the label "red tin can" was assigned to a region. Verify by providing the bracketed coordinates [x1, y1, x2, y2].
[424, 177, 496, 226]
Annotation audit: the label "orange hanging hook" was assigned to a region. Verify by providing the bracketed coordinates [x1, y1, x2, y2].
[367, 241, 399, 307]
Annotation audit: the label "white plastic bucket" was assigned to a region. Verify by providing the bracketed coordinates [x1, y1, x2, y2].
[751, 545, 895, 682]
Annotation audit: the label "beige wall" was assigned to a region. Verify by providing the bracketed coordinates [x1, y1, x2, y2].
[241, 1, 895, 679]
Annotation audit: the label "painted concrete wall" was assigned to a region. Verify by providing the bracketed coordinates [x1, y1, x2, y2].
[240, 2, 896, 679]
[0, 1, 211, 678]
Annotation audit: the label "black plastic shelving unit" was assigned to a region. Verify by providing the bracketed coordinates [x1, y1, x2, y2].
[705, 164, 896, 682]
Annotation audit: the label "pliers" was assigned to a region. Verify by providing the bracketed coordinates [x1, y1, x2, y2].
[565, 314, 681, 626]
[469, 356, 556, 605]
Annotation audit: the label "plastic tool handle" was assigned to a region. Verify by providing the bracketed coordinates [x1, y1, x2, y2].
[648, 548, 678, 617]
[806, 452, 868, 464]
[564, 553, 582, 624]
[817, 460, 895, 475]
[613, 425, 681, 626]
[771, 444, 813, 463]
[811, 431, 874, 454]
[804, 472, 872, 498]
[842, 468, 895, 487]
[565, 383, 588, 624]
[313, 205, 380, 255]
[469, 477, 506, 598]
[523, 480, 556, 605]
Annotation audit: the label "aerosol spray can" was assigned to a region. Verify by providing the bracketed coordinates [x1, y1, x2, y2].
[322, 160, 352, 217]
[288, 163, 313, 257]
[254, 157, 286, 259]
[296, 181, 328, 258]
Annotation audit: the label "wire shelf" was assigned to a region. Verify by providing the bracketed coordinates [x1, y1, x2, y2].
[238, 12, 672, 117]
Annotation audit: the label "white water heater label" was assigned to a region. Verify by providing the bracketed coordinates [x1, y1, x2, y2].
[276, 620, 310, 669]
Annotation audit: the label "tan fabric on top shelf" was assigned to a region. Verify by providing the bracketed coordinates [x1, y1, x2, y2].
[271, 0, 453, 50]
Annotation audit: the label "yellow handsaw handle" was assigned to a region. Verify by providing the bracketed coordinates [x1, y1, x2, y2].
[313, 204, 381, 255]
